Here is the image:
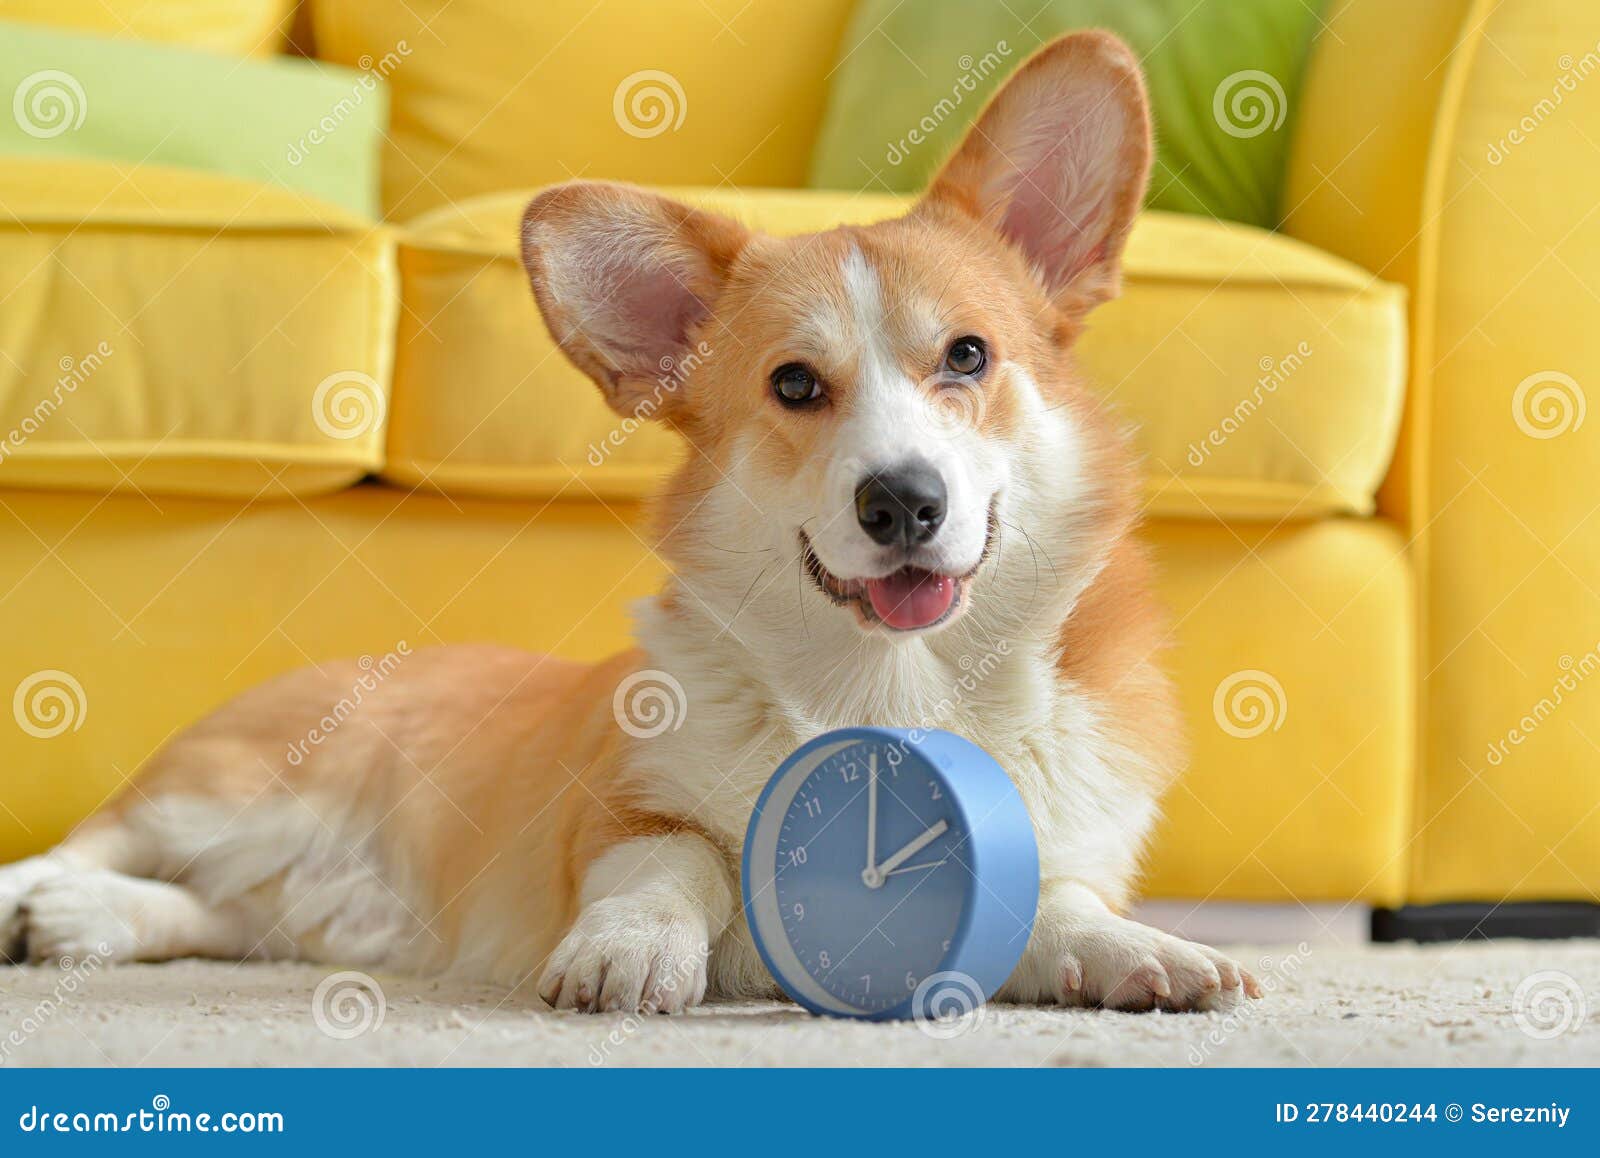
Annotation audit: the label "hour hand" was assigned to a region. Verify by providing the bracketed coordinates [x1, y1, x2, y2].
[868, 819, 949, 886]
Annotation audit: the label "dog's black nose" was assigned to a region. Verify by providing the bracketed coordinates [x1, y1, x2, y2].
[855, 463, 947, 547]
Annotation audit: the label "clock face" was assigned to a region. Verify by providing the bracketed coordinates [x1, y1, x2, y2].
[765, 737, 969, 1014]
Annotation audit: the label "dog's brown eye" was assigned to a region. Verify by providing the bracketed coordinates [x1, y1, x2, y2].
[945, 337, 987, 377]
[772, 363, 822, 406]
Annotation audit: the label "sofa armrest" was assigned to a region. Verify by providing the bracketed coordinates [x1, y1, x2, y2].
[1289, 0, 1600, 902]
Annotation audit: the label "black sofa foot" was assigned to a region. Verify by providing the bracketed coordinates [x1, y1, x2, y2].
[1371, 902, 1600, 943]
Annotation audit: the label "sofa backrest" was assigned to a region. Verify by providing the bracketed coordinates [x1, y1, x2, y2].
[307, 0, 858, 221]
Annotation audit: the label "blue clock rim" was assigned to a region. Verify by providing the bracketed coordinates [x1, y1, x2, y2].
[741, 725, 989, 1022]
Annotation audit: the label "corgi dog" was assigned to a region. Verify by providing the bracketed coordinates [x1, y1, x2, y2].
[0, 32, 1257, 1013]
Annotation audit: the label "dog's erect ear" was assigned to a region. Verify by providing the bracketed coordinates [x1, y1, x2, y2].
[923, 32, 1151, 317]
[520, 182, 749, 417]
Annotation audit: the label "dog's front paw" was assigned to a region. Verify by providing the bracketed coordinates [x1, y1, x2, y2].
[9, 870, 141, 965]
[0, 857, 68, 963]
[538, 895, 710, 1014]
[1035, 917, 1260, 1012]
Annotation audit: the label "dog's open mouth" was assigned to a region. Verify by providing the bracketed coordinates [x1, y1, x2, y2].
[800, 513, 996, 632]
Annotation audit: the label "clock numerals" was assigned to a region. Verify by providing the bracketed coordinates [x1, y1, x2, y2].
[772, 742, 968, 1014]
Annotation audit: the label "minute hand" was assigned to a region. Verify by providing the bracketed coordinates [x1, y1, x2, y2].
[875, 819, 949, 876]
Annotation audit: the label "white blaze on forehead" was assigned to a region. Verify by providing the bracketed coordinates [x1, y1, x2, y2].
[841, 243, 889, 363]
[838, 243, 942, 368]
[835, 244, 919, 459]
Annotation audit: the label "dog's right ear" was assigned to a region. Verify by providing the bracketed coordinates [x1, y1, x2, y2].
[520, 182, 749, 418]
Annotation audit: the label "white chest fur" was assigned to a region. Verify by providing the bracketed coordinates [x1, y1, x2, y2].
[628, 594, 1158, 905]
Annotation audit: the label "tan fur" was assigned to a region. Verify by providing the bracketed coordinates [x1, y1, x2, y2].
[57, 648, 642, 976]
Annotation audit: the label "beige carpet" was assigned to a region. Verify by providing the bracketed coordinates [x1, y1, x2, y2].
[1, 941, 1595, 1067]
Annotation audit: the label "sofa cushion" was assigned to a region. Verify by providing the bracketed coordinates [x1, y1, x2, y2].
[808, 0, 1327, 229]
[309, 0, 858, 221]
[0, 21, 387, 218]
[390, 188, 1407, 520]
[0, 158, 396, 499]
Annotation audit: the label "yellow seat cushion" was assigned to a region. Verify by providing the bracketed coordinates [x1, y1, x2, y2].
[0, 0, 293, 56]
[309, 0, 858, 221]
[0, 488, 1410, 906]
[390, 189, 1408, 520]
[1141, 517, 1412, 904]
[0, 159, 397, 499]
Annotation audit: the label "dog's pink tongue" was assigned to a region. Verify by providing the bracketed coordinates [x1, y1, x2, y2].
[866, 569, 956, 630]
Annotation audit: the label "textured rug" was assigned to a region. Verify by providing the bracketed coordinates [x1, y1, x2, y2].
[1, 941, 1595, 1067]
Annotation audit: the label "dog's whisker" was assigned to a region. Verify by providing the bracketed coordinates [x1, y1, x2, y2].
[721, 560, 777, 639]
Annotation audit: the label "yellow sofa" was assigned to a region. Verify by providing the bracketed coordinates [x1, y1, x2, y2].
[0, 0, 1594, 914]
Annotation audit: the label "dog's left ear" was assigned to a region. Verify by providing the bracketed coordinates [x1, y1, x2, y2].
[923, 32, 1151, 318]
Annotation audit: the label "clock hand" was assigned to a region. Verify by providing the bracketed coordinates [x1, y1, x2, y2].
[865, 751, 878, 874]
[884, 859, 947, 877]
[874, 819, 949, 878]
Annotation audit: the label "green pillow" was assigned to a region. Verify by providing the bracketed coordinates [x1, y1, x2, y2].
[808, 0, 1325, 229]
[0, 21, 385, 218]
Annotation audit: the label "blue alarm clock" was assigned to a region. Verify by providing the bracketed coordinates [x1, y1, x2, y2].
[742, 727, 1039, 1021]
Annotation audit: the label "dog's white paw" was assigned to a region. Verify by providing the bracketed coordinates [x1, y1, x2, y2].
[0, 857, 70, 963]
[10, 870, 148, 965]
[1040, 917, 1259, 1012]
[538, 895, 710, 1014]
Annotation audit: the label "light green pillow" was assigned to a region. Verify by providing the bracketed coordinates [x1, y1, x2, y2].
[0, 20, 385, 218]
[808, 0, 1325, 229]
